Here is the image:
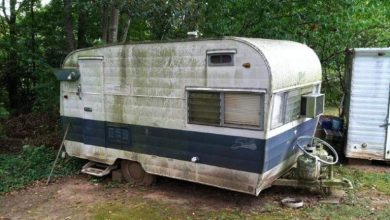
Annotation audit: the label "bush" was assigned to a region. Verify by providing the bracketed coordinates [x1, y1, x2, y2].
[0, 145, 84, 193]
[0, 105, 9, 138]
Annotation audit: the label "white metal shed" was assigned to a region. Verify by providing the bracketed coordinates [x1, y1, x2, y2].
[345, 48, 390, 160]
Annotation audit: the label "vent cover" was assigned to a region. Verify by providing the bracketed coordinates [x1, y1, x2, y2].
[301, 94, 325, 118]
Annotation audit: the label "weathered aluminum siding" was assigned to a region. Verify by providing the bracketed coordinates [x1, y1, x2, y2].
[346, 48, 390, 160]
[236, 37, 322, 91]
[59, 38, 322, 194]
[62, 39, 270, 134]
[62, 38, 321, 133]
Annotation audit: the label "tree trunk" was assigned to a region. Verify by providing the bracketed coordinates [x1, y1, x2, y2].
[30, 0, 36, 85]
[108, 5, 119, 43]
[63, 0, 75, 52]
[121, 15, 131, 43]
[77, 4, 87, 48]
[6, 0, 19, 109]
[101, 2, 109, 43]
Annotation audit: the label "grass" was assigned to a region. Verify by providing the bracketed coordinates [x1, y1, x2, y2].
[324, 106, 339, 116]
[0, 145, 83, 193]
[90, 165, 390, 220]
[337, 165, 390, 195]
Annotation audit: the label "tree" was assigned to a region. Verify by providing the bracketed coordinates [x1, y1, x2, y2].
[63, 0, 75, 52]
[1, 0, 390, 114]
[0, 0, 29, 110]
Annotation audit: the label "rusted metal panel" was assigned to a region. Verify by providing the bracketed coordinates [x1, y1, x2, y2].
[346, 49, 390, 160]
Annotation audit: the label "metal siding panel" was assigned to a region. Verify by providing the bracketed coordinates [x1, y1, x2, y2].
[79, 59, 103, 93]
[62, 116, 265, 173]
[346, 56, 390, 159]
[264, 118, 316, 172]
[237, 38, 322, 91]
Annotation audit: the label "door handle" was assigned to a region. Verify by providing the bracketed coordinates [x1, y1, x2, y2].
[379, 123, 390, 127]
[76, 84, 82, 100]
[84, 107, 92, 112]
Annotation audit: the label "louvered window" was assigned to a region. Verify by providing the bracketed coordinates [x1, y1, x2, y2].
[188, 91, 264, 130]
[188, 92, 221, 126]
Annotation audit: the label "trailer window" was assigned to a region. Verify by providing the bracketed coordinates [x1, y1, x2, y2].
[208, 54, 234, 66]
[188, 92, 221, 126]
[271, 86, 314, 129]
[285, 87, 313, 123]
[188, 91, 264, 130]
[271, 93, 287, 128]
[224, 93, 262, 127]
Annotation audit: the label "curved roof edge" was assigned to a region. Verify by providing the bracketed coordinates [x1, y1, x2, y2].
[233, 37, 322, 92]
[63, 37, 322, 92]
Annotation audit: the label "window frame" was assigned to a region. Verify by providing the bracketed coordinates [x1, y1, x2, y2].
[187, 88, 265, 130]
[271, 92, 288, 129]
[271, 86, 315, 129]
[206, 49, 236, 67]
[208, 54, 234, 66]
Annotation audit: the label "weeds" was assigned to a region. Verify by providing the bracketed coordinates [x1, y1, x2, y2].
[336, 165, 390, 195]
[0, 145, 84, 193]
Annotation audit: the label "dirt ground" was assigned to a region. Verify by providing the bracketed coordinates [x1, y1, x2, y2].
[0, 173, 330, 220]
[1, 165, 390, 220]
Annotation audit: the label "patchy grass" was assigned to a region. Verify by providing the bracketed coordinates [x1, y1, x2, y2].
[94, 199, 192, 220]
[324, 106, 339, 116]
[0, 145, 83, 193]
[90, 165, 390, 220]
[91, 194, 390, 220]
[337, 166, 390, 195]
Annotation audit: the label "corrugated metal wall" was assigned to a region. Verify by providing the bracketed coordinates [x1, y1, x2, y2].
[346, 53, 390, 160]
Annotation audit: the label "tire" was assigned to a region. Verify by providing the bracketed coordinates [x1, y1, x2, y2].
[121, 160, 156, 186]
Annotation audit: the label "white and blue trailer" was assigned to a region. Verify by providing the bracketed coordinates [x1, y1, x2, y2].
[56, 37, 323, 195]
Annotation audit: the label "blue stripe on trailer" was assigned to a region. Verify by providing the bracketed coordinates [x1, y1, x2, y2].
[62, 116, 316, 174]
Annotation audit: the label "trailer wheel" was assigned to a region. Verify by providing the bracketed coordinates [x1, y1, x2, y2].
[121, 160, 155, 186]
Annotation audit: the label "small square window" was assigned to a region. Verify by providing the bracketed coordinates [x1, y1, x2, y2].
[208, 53, 234, 66]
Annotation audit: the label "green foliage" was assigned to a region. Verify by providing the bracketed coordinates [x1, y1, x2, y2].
[1, 0, 390, 112]
[31, 68, 60, 113]
[200, 0, 390, 105]
[0, 91, 9, 137]
[0, 106, 9, 119]
[0, 145, 84, 193]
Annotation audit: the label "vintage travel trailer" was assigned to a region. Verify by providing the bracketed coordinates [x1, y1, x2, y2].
[345, 48, 390, 161]
[56, 37, 324, 195]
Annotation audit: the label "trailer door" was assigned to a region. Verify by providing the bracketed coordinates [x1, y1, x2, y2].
[346, 54, 390, 160]
[78, 57, 106, 148]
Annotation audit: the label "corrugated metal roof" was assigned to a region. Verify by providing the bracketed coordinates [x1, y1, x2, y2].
[234, 37, 322, 92]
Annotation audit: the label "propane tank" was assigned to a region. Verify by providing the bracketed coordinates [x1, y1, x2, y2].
[296, 142, 334, 182]
[297, 143, 321, 181]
